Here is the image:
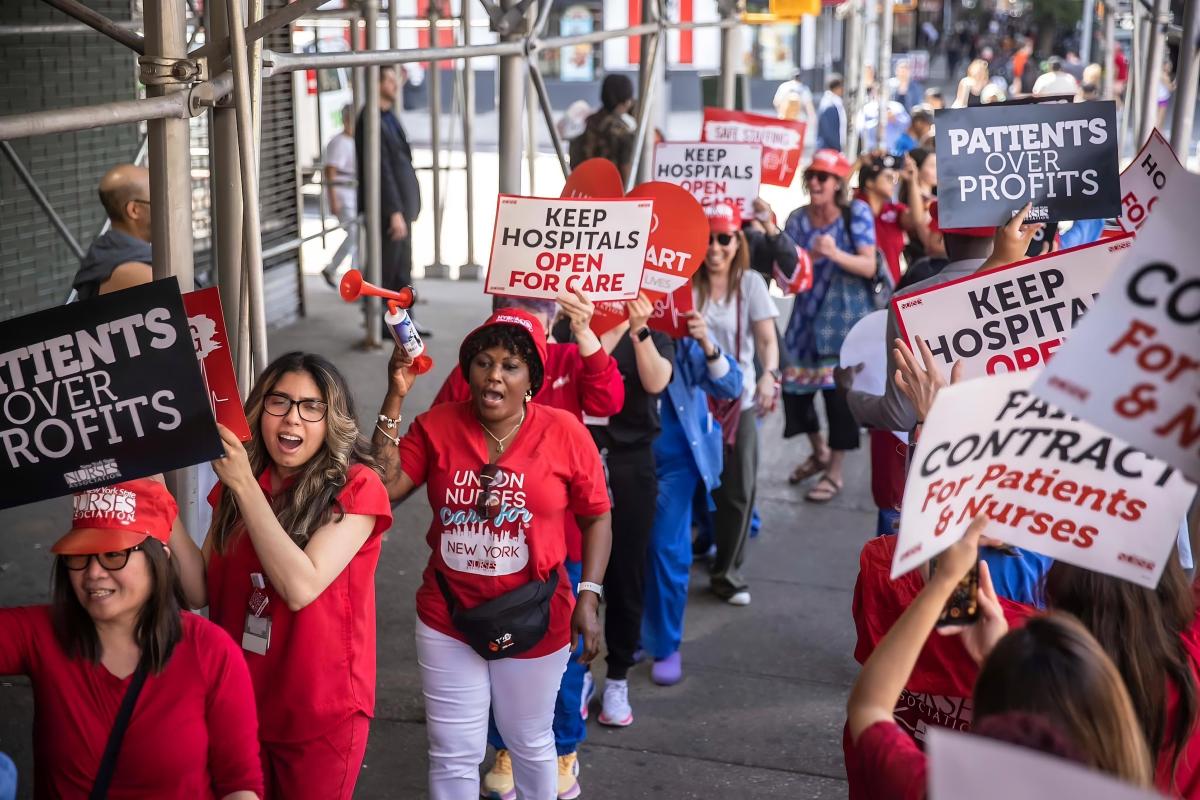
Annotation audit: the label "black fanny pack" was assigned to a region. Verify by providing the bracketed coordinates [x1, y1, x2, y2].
[435, 568, 559, 660]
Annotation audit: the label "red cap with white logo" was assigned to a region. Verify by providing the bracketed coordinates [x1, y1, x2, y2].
[459, 308, 550, 395]
[52, 478, 178, 555]
[805, 149, 853, 180]
[704, 201, 742, 234]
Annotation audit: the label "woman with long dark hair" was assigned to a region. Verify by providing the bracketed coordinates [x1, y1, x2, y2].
[1045, 558, 1200, 796]
[695, 202, 780, 607]
[0, 479, 262, 798]
[781, 149, 878, 503]
[373, 310, 612, 800]
[172, 351, 393, 800]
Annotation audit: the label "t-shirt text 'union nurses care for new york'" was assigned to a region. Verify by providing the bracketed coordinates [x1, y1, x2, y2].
[440, 467, 533, 576]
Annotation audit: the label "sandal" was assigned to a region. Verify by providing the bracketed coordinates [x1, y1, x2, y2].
[805, 474, 843, 503]
[788, 453, 831, 485]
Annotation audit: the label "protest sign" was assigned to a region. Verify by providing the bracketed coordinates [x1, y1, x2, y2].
[700, 108, 806, 187]
[653, 142, 761, 218]
[589, 181, 709, 336]
[561, 158, 624, 199]
[1034, 170, 1200, 484]
[894, 233, 1135, 380]
[1116, 128, 1183, 235]
[934, 100, 1120, 227]
[182, 288, 250, 442]
[892, 370, 1194, 588]
[0, 278, 224, 509]
[486, 195, 653, 301]
[840, 310, 905, 443]
[928, 728, 1165, 800]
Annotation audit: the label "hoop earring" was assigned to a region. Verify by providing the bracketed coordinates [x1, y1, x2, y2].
[524, 390, 533, 402]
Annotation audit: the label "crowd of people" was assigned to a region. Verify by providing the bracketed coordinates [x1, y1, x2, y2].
[3, 13, 1197, 800]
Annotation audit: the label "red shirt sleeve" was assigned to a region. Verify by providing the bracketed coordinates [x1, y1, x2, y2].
[194, 617, 265, 798]
[432, 366, 469, 407]
[577, 347, 626, 418]
[338, 463, 394, 537]
[566, 417, 610, 517]
[207, 481, 222, 509]
[856, 721, 927, 800]
[397, 411, 433, 487]
[0, 606, 40, 675]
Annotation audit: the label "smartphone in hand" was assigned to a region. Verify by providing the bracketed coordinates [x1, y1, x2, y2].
[933, 558, 980, 627]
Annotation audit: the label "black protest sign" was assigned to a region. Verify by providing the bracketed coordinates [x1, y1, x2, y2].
[0, 278, 223, 509]
[935, 100, 1120, 228]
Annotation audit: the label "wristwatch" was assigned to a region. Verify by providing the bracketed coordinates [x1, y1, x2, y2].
[636, 326, 652, 342]
[577, 581, 604, 599]
[705, 345, 723, 362]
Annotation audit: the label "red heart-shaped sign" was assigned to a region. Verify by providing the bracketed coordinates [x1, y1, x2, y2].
[561, 158, 625, 199]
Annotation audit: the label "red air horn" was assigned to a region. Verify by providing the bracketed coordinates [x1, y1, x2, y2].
[338, 269, 432, 375]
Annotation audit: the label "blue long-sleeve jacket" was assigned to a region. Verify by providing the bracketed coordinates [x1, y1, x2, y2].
[655, 337, 744, 495]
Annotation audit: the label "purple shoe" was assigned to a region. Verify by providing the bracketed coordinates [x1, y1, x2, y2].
[651, 651, 682, 686]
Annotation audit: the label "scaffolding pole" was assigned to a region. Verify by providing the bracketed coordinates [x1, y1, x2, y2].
[39, 0, 146, 53]
[1170, 0, 1199, 156]
[458, 0, 481, 279]
[0, 141, 86, 260]
[497, 0, 525, 195]
[1137, 0, 1167, 149]
[876, 0, 894, 151]
[718, 0, 738, 109]
[427, 0, 451, 278]
[844, 0, 863, 162]
[363, 0, 384, 348]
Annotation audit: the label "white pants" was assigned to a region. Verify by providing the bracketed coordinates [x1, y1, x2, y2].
[416, 619, 570, 800]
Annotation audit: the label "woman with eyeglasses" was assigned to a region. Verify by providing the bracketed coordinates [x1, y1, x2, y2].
[0, 479, 262, 798]
[695, 201, 781, 607]
[372, 309, 612, 800]
[781, 149, 879, 504]
[169, 351, 393, 800]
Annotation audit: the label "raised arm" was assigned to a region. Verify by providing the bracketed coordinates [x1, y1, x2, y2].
[373, 345, 419, 502]
[626, 294, 673, 395]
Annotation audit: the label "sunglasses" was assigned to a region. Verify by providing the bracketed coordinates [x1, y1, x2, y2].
[263, 392, 328, 422]
[806, 171, 837, 184]
[63, 545, 143, 572]
[708, 232, 735, 246]
[475, 463, 503, 521]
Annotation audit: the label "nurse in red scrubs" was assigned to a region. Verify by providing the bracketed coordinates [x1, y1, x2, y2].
[171, 351, 393, 800]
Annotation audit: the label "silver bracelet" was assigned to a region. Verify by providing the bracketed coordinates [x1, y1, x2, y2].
[378, 413, 402, 430]
[375, 423, 400, 447]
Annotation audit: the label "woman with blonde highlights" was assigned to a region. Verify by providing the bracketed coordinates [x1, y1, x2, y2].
[172, 351, 393, 800]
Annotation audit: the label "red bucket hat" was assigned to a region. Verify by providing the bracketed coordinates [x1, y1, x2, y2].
[459, 308, 549, 395]
[805, 149, 853, 180]
[52, 479, 178, 555]
[704, 201, 742, 234]
[928, 200, 997, 239]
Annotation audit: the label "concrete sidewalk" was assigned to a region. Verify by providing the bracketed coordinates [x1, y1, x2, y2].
[0, 275, 873, 799]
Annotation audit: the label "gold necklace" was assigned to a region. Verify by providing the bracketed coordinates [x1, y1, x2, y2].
[480, 408, 525, 454]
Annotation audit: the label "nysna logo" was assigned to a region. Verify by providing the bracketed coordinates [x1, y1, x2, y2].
[495, 314, 533, 333]
[63, 459, 122, 489]
[1118, 552, 1155, 571]
[73, 485, 137, 525]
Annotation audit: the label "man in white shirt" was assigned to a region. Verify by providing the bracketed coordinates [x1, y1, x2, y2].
[321, 105, 358, 288]
[773, 71, 816, 127]
[816, 74, 847, 152]
[1032, 56, 1079, 98]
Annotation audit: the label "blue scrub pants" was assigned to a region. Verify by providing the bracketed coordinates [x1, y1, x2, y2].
[642, 434, 703, 660]
[488, 558, 586, 756]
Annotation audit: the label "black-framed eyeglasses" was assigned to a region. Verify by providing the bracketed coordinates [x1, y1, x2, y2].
[475, 463, 503, 521]
[709, 232, 735, 246]
[806, 171, 837, 184]
[263, 392, 328, 422]
[63, 545, 143, 572]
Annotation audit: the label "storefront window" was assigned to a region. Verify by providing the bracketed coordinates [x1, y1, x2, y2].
[538, 3, 602, 80]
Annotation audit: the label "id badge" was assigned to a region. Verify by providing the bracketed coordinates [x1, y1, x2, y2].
[242, 613, 271, 655]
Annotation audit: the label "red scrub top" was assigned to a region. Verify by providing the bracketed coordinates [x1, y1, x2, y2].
[1157, 610, 1200, 798]
[207, 463, 393, 743]
[0, 606, 262, 800]
[398, 401, 610, 658]
[874, 201, 908, 285]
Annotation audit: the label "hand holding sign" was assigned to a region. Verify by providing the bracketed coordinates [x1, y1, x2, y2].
[894, 336, 965, 422]
[211, 423, 257, 495]
[626, 293, 654, 332]
[980, 203, 1044, 271]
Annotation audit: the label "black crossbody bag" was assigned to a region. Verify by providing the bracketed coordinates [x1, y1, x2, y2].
[89, 663, 149, 800]
[436, 568, 559, 660]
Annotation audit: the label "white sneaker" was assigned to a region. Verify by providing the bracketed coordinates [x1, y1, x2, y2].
[580, 671, 595, 721]
[726, 590, 751, 606]
[598, 679, 633, 727]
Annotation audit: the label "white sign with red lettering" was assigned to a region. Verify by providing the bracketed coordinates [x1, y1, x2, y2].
[653, 142, 761, 219]
[485, 195, 653, 301]
[928, 728, 1165, 800]
[1034, 170, 1200, 484]
[893, 370, 1194, 588]
[1116, 128, 1183, 235]
[893, 234, 1135, 380]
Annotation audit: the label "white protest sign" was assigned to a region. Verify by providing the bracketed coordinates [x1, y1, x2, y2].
[894, 233, 1135, 380]
[485, 195, 653, 301]
[839, 310, 905, 443]
[1117, 128, 1183, 235]
[928, 728, 1165, 800]
[893, 370, 1194, 588]
[1034, 169, 1200, 484]
[653, 142, 762, 218]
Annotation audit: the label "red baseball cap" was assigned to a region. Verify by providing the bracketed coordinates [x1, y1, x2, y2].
[704, 201, 742, 234]
[805, 149, 853, 180]
[459, 308, 549, 395]
[52, 479, 178, 555]
[928, 200, 997, 239]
